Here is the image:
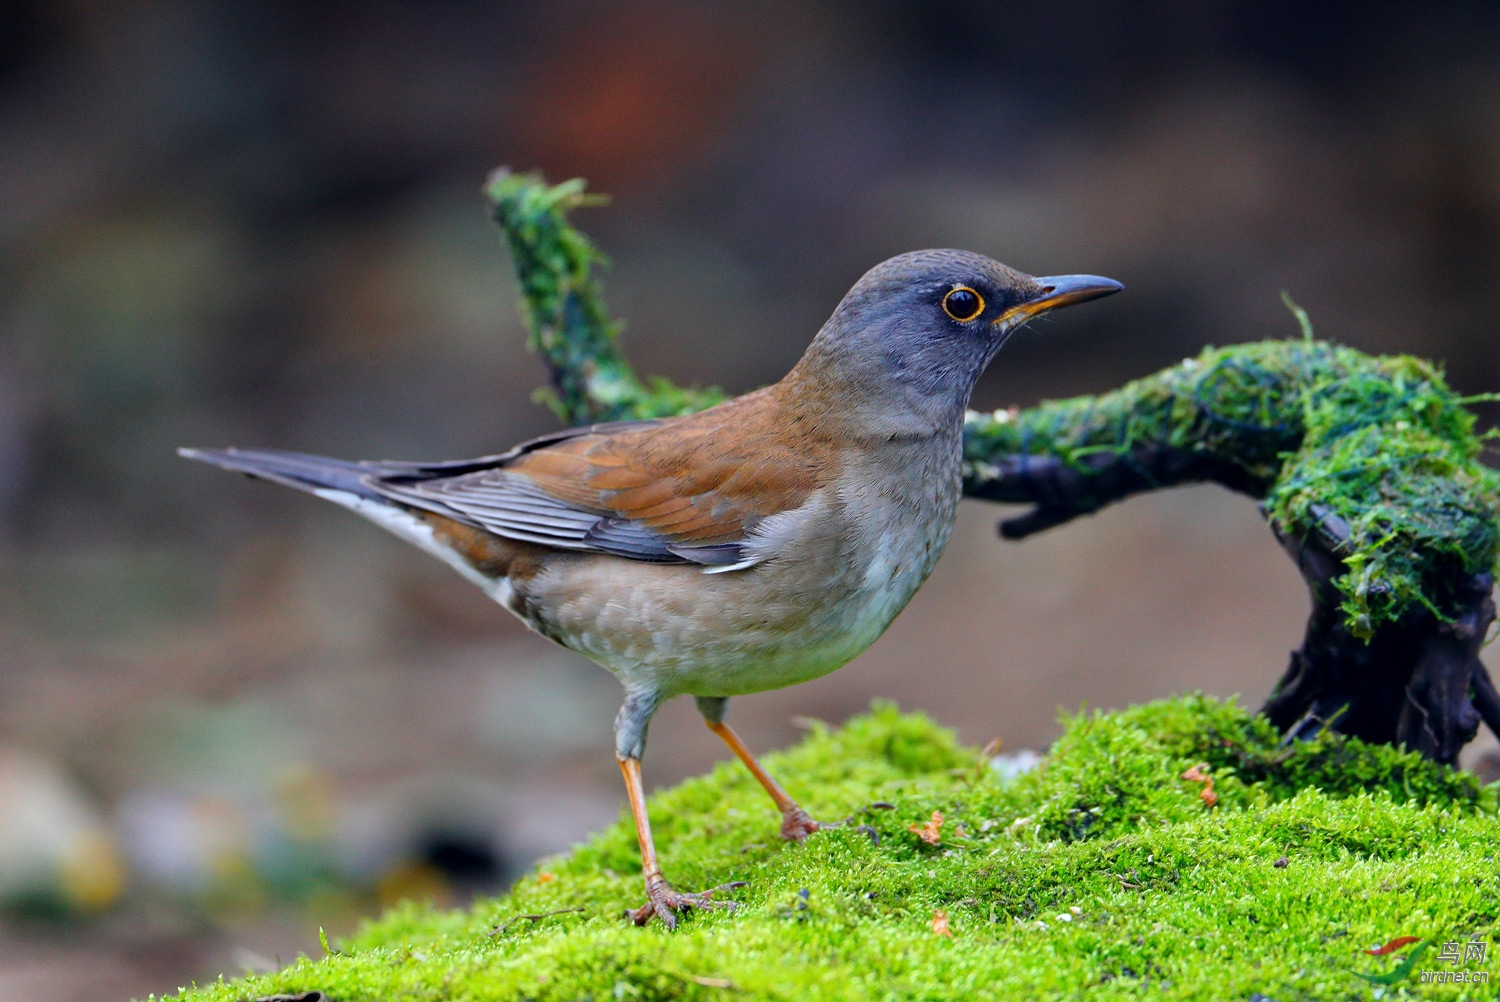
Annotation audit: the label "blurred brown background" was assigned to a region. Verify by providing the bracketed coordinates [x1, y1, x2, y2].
[2, 1, 1500, 997]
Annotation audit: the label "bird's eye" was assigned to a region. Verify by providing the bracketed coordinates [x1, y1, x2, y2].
[942, 286, 984, 322]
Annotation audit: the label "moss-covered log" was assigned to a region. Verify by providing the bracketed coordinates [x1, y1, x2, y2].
[485, 170, 1500, 765]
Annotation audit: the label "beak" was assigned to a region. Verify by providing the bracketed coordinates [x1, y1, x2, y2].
[996, 274, 1124, 327]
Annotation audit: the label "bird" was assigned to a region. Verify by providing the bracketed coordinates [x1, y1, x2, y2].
[180, 249, 1121, 928]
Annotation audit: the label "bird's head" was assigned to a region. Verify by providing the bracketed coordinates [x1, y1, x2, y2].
[789, 249, 1121, 435]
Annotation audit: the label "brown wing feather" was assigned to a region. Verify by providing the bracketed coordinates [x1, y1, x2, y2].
[500, 388, 829, 548]
[364, 387, 837, 567]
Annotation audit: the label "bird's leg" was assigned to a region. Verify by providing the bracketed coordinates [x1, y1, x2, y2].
[695, 696, 830, 842]
[615, 690, 741, 929]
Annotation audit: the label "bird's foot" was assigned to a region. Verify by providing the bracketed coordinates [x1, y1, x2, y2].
[627, 876, 746, 929]
[780, 804, 836, 842]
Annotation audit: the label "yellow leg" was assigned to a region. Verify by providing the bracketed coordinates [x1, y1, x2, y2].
[618, 756, 742, 928]
[619, 757, 664, 890]
[705, 720, 824, 841]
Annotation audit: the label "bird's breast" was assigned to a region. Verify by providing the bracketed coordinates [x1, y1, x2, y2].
[831, 438, 964, 617]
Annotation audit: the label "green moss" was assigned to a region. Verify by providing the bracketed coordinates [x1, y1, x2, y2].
[163, 698, 1500, 1001]
[964, 339, 1500, 637]
[485, 170, 725, 424]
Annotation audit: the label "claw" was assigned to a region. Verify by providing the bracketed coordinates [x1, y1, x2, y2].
[780, 805, 838, 842]
[628, 877, 746, 929]
[780, 806, 820, 841]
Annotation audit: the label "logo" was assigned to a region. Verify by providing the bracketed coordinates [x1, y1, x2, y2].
[1350, 936, 1489, 986]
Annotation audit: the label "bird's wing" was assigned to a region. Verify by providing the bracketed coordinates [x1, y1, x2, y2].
[367, 392, 826, 570]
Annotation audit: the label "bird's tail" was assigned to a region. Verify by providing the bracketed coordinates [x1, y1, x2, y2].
[177, 446, 389, 500]
[177, 446, 516, 599]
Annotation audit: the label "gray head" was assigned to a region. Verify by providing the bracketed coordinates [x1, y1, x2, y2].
[788, 249, 1121, 435]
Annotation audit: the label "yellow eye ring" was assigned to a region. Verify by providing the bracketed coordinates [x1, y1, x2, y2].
[942, 286, 985, 322]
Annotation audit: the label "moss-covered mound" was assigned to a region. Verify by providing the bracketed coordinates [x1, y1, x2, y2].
[163, 697, 1500, 1001]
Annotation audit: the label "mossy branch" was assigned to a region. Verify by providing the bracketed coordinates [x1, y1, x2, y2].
[485, 169, 725, 424]
[958, 336, 1500, 764]
[490, 172, 1500, 642]
[962, 340, 1500, 638]
[487, 170, 1500, 763]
